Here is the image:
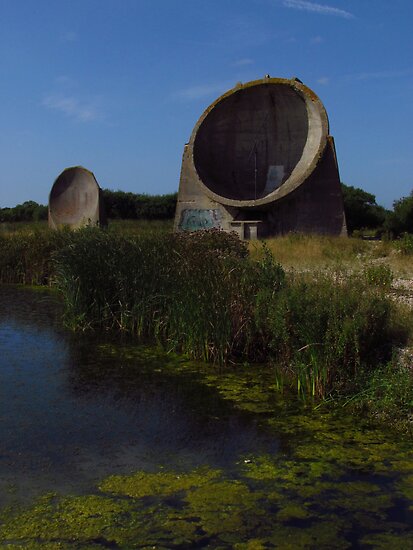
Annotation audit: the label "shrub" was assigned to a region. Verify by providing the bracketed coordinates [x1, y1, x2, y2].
[0, 201, 48, 223]
[255, 271, 404, 397]
[101, 190, 177, 220]
[341, 183, 387, 234]
[385, 194, 413, 237]
[173, 229, 249, 259]
[396, 233, 413, 255]
[346, 362, 413, 431]
[363, 264, 394, 288]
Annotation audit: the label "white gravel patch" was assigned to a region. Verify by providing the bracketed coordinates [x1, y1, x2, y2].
[390, 278, 413, 308]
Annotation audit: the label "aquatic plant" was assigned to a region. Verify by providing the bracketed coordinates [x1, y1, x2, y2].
[2, 436, 413, 550]
[51, 230, 411, 399]
[1, 225, 411, 402]
[1, 321, 413, 547]
[53, 229, 258, 362]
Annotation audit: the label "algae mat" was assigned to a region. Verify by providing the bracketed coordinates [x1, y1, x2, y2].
[1, 287, 413, 548]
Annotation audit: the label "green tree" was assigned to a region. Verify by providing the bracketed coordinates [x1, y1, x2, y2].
[101, 190, 137, 218]
[385, 192, 413, 237]
[341, 183, 387, 234]
[0, 201, 47, 223]
[101, 189, 177, 220]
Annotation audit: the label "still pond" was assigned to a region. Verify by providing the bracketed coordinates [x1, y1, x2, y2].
[0, 286, 412, 548]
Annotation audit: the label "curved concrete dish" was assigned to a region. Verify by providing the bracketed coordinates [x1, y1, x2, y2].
[192, 78, 328, 207]
[49, 166, 106, 229]
[175, 76, 346, 238]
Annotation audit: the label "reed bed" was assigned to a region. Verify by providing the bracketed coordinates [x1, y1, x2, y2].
[0, 228, 71, 285]
[0, 220, 172, 284]
[53, 229, 252, 364]
[1, 225, 410, 400]
[52, 229, 409, 397]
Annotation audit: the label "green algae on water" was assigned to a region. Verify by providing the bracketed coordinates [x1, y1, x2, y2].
[185, 479, 264, 542]
[1, 460, 410, 549]
[0, 469, 263, 548]
[99, 466, 221, 498]
[3, 339, 413, 547]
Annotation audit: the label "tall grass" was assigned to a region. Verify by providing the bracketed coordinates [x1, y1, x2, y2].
[255, 270, 407, 397]
[54, 229, 252, 363]
[249, 233, 371, 267]
[52, 229, 409, 398]
[250, 233, 413, 278]
[0, 220, 172, 285]
[0, 220, 49, 235]
[0, 229, 71, 285]
[1, 225, 410, 401]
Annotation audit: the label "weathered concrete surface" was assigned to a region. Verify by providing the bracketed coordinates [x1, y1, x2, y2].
[174, 76, 347, 238]
[48, 166, 106, 229]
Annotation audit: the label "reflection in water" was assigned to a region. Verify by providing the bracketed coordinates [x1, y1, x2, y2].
[0, 286, 277, 508]
[2, 287, 413, 547]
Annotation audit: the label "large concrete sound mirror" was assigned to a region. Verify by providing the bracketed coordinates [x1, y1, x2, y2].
[49, 166, 106, 229]
[174, 76, 347, 238]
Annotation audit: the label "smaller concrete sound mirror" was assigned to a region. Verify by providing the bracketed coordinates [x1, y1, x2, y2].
[174, 76, 347, 239]
[49, 166, 106, 229]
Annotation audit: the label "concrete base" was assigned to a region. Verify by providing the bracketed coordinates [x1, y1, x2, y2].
[229, 221, 263, 240]
[174, 136, 346, 239]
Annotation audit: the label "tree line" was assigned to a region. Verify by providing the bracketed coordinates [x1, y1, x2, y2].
[341, 184, 413, 237]
[1, 185, 413, 238]
[0, 190, 178, 224]
[0, 201, 48, 223]
[101, 189, 177, 220]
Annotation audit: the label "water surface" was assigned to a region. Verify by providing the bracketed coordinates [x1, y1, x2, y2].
[1, 286, 413, 548]
[0, 286, 279, 505]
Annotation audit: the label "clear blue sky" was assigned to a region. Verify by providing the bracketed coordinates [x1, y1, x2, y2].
[1, 0, 412, 209]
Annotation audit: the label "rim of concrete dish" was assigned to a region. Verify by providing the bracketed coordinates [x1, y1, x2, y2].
[49, 166, 99, 202]
[189, 77, 330, 208]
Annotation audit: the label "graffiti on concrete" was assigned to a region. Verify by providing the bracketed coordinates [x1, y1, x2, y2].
[179, 209, 221, 231]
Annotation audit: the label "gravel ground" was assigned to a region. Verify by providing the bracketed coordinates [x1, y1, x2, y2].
[390, 279, 413, 370]
[390, 278, 413, 309]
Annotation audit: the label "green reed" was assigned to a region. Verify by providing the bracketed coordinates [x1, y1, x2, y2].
[53, 230, 409, 396]
[53, 229, 253, 362]
[1, 226, 410, 401]
[254, 268, 409, 397]
[0, 228, 72, 285]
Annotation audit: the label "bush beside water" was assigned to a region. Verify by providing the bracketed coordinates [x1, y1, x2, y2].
[51, 229, 409, 399]
[0, 227, 411, 411]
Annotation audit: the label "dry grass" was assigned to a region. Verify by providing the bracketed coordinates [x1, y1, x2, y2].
[1, 221, 412, 278]
[107, 218, 173, 236]
[0, 220, 49, 235]
[0, 219, 173, 237]
[248, 234, 413, 278]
